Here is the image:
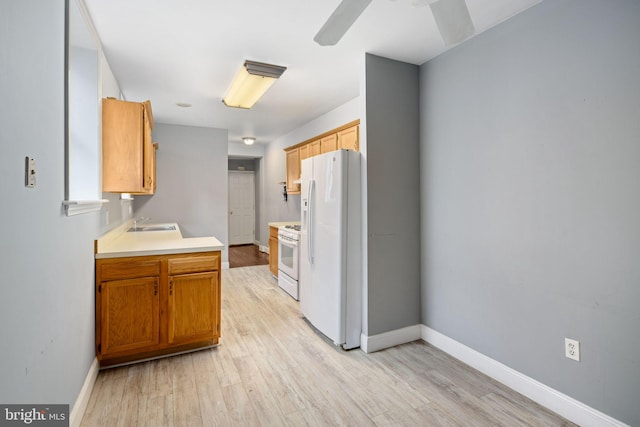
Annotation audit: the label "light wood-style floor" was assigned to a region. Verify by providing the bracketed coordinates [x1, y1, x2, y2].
[81, 266, 575, 426]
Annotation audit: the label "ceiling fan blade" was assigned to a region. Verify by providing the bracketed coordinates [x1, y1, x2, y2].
[430, 0, 475, 46]
[314, 0, 373, 46]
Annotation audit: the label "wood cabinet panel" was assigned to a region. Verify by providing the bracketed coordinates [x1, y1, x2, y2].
[269, 226, 279, 277]
[99, 258, 161, 281]
[299, 144, 310, 161]
[320, 134, 338, 154]
[100, 277, 160, 356]
[102, 98, 156, 194]
[168, 255, 220, 275]
[338, 125, 359, 151]
[168, 272, 218, 344]
[308, 140, 321, 157]
[141, 104, 154, 192]
[285, 148, 301, 194]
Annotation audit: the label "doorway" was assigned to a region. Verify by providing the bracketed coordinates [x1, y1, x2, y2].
[228, 170, 255, 245]
[228, 157, 266, 268]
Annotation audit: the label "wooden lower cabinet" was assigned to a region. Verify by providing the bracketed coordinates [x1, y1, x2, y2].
[100, 276, 160, 355]
[96, 251, 221, 367]
[168, 271, 218, 344]
[269, 226, 279, 277]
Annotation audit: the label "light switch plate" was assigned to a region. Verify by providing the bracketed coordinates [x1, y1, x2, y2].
[25, 157, 36, 188]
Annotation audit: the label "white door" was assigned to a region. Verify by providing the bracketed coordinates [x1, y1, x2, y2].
[228, 171, 255, 245]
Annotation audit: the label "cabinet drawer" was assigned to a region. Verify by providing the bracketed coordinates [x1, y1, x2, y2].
[168, 255, 219, 275]
[269, 226, 279, 239]
[99, 259, 160, 281]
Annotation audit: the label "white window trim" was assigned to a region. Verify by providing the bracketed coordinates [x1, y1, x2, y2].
[62, 199, 109, 216]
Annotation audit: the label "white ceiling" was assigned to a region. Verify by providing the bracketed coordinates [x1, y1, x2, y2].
[83, 0, 541, 145]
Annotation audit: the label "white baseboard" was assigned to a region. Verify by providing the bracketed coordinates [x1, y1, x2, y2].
[360, 324, 422, 354]
[421, 325, 628, 427]
[69, 357, 99, 427]
[222, 261, 230, 270]
[259, 244, 269, 254]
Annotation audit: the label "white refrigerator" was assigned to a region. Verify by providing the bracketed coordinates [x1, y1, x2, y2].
[299, 149, 362, 350]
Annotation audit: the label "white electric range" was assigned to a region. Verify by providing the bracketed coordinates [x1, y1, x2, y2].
[277, 224, 301, 299]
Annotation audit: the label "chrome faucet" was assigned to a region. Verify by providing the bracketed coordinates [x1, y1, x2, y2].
[132, 216, 150, 230]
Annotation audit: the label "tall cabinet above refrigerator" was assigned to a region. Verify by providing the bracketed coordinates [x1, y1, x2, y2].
[299, 149, 362, 350]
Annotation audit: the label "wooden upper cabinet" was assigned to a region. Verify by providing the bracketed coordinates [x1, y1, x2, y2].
[308, 139, 321, 157]
[299, 144, 310, 161]
[338, 125, 359, 151]
[283, 120, 359, 193]
[102, 98, 156, 194]
[320, 134, 338, 154]
[285, 147, 301, 194]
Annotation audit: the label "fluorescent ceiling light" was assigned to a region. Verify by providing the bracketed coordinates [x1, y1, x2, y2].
[223, 60, 287, 109]
[242, 137, 256, 145]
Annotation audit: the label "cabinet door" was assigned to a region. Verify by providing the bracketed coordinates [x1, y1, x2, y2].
[338, 125, 359, 151]
[102, 99, 144, 193]
[100, 277, 159, 356]
[102, 98, 156, 194]
[285, 148, 301, 194]
[168, 272, 219, 344]
[320, 134, 338, 154]
[299, 144, 310, 161]
[309, 140, 321, 157]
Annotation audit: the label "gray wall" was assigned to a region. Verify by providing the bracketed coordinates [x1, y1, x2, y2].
[420, 0, 640, 424]
[134, 123, 229, 261]
[0, 0, 97, 408]
[364, 54, 421, 336]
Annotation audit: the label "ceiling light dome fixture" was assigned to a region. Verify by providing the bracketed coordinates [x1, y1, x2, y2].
[223, 60, 287, 109]
[242, 137, 256, 145]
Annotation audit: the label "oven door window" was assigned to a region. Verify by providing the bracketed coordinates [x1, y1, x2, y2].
[278, 239, 298, 280]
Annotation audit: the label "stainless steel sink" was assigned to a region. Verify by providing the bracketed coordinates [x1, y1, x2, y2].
[127, 225, 177, 232]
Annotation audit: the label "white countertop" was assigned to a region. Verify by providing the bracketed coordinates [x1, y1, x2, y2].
[268, 221, 301, 228]
[95, 221, 224, 259]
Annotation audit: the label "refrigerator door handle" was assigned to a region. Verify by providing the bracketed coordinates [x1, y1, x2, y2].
[308, 179, 314, 264]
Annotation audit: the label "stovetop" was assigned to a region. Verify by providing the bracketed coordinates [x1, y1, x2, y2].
[278, 224, 301, 240]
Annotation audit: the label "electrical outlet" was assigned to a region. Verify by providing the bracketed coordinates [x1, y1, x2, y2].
[565, 338, 580, 362]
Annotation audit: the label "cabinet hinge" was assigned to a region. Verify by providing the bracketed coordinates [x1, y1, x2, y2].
[217, 324, 220, 333]
[98, 284, 102, 293]
[97, 343, 101, 353]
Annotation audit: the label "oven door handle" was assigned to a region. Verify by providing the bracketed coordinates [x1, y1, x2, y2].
[279, 237, 298, 247]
